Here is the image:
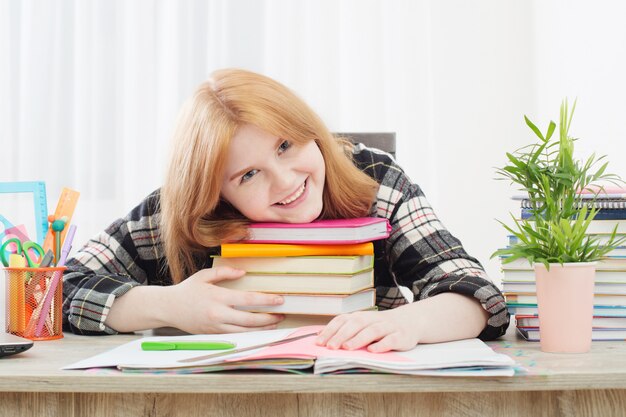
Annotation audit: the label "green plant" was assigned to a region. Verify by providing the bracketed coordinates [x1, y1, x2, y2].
[492, 100, 626, 267]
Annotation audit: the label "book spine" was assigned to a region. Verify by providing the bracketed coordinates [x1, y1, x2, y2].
[521, 208, 626, 220]
[520, 199, 626, 210]
[220, 242, 374, 257]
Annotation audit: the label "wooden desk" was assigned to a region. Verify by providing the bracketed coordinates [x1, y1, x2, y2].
[1, 326, 625, 417]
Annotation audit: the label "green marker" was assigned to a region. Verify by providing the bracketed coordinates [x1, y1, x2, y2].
[141, 340, 236, 351]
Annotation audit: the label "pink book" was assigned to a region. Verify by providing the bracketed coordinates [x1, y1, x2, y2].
[514, 186, 626, 201]
[577, 186, 626, 199]
[245, 217, 391, 244]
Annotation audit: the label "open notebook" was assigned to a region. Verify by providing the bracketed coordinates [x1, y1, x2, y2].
[64, 326, 516, 376]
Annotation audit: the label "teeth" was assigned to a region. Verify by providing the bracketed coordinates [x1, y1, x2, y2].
[277, 182, 306, 205]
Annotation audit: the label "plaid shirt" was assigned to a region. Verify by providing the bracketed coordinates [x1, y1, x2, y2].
[63, 144, 510, 338]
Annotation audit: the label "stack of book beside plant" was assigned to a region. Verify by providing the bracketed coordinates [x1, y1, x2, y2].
[213, 217, 391, 328]
[500, 187, 626, 341]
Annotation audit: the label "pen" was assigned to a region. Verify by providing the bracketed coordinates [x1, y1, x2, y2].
[31, 224, 78, 337]
[57, 224, 76, 267]
[39, 250, 55, 268]
[141, 340, 237, 351]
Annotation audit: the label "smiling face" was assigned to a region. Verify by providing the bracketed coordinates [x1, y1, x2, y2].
[220, 124, 326, 223]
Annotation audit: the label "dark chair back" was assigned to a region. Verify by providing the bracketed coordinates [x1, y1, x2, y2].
[336, 132, 396, 157]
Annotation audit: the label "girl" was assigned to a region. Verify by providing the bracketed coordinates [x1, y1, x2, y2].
[63, 68, 509, 352]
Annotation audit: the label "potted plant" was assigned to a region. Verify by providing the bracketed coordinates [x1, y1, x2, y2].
[492, 99, 626, 353]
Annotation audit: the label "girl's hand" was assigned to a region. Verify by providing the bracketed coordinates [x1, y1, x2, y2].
[168, 266, 284, 334]
[315, 293, 489, 352]
[315, 306, 420, 353]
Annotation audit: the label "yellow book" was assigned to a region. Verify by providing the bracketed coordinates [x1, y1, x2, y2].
[216, 269, 374, 294]
[220, 242, 373, 257]
[212, 254, 373, 275]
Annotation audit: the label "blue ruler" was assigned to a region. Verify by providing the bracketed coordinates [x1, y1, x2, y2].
[0, 181, 48, 245]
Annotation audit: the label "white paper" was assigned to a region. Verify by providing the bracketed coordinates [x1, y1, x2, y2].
[63, 328, 295, 370]
[314, 338, 515, 374]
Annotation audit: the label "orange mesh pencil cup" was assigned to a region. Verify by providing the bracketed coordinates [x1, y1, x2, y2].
[4, 266, 65, 340]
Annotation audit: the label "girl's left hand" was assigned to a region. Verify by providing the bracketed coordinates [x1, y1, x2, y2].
[315, 306, 420, 353]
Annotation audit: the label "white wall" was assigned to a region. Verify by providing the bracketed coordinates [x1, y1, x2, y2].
[531, 0, 626, 183]
[425, 1, 535, 283]
[409, 1, 626, 283]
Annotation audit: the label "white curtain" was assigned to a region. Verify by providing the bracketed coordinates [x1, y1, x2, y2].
[0, 0, 438, 248]
[2, 0, 626, 289]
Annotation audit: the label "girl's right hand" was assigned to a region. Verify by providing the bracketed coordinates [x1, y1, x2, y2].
[167, 266, 284, 334]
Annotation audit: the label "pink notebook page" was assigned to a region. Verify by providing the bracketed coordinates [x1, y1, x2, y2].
[227, 326, 411, 363]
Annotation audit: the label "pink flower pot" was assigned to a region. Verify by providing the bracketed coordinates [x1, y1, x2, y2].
[534, 262, 595, 353]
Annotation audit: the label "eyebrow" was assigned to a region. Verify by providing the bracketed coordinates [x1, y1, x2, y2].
[229, 166, 253, 182]
[227, 137, 285, 182]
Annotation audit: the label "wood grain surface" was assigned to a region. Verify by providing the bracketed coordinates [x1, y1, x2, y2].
[1, 325, 625, 416]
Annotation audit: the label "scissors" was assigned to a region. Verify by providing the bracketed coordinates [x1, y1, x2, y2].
[0, 237, 45, 267]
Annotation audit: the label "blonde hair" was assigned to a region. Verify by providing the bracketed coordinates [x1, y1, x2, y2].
[161, 69, 379, 283]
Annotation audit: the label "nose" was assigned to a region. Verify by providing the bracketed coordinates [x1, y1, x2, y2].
[268, 163, 296, 194]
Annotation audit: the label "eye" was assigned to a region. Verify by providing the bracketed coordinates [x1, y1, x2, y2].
[278, 140, 291, 154]
[241, 169, 258, 183]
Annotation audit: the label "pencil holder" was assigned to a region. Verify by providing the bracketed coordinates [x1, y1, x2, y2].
[4, 266, 66, 341]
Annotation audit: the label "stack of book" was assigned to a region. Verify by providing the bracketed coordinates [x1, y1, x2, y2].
[213, 217, 391, 328]
[500, 187, 626, 341]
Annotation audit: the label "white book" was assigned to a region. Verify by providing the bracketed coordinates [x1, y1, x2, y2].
[585, 220, 626, 234]
[502, 269, 626, 284]
[275, 308, 378, 328]
[518, 219, 626, 235]
[276, 314, 333, 328]
[237, 289, 376, 315]
[606, 250, 626, 257]
[508, 235, 626, 247]
[512, 189, 626, 201]
[518, 327, 626, 342]
[507, 304, 626, 317]
[502, 281, 626, 295]
[501, 257, 626, 271]
[505, 293, 626, 307]
[516, 315, 626, 329]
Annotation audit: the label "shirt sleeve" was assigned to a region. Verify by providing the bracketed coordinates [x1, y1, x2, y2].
[62, 190, 168, 335]
[354, 145, 510, 340]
